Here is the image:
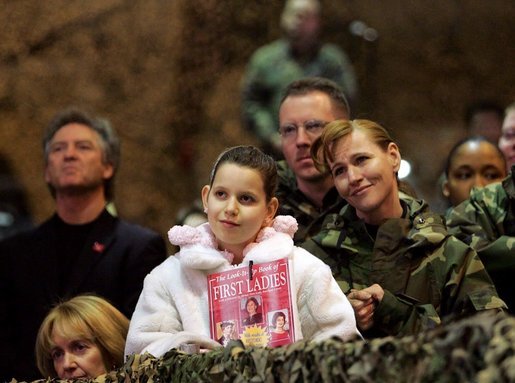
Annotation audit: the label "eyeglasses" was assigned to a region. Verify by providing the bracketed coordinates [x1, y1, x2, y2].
[278, 120, 328, 140]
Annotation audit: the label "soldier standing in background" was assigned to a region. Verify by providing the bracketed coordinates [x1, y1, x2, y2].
[241, 0, 358, 158]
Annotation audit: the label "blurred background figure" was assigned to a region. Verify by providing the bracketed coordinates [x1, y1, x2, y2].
[174, 198, 207, 227]
[464, 99, 504, 144]
[499, 101, 515, 171]
[241, 0, 358, 158]
[442, 136, 507, 209]
[35, 295, 129, 380]
[0, 153, 33, 241]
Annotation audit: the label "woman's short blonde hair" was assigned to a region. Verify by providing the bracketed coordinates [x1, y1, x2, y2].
[35, 295, 129, 378]
[311, 119, 395, 174]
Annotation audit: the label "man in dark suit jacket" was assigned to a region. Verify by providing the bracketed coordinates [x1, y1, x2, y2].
[0, 108, 167, 382]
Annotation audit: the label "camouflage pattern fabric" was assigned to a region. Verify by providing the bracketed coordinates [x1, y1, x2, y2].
[446, 167, 515, 253]
[301, 194, 506, 338]
[241, 39, 357, 151]
[446, 167, 515, 313]
[276, 160, 346, 244]
[17, 311, 515, 382]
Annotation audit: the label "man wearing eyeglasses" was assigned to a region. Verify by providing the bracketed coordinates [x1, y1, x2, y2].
[241, 0, 358, 159]
[277, 77, 351, 244]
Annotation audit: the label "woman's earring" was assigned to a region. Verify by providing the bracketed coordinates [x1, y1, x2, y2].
[204, 207, 208, 214]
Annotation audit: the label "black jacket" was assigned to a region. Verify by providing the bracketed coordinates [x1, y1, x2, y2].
[0, 210, 167, 382]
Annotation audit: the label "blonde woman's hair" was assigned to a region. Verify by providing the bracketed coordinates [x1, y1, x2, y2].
[35, 295, 129, 378]
[309, 118, 418, 196]
[311, 119, 395, 174]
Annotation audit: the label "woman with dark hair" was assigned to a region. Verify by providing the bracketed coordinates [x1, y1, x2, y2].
[269, 311, 291, 347]
[442, 136, 506, 208]
[125, 145, 360, 357]
[242, 297, 263, 326]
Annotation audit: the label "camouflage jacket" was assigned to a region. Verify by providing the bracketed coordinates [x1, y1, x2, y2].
[241, 39, 357, 148]
[446, 168, 515, 253]
[446, 168, 515, 313]
[276, 160, 346, 245]
[301, 194, 505, 338]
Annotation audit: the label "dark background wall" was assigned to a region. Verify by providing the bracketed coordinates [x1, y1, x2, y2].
[1, 0, 514, 243]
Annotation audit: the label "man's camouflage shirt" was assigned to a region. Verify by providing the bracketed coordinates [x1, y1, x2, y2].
[276, 160, 346, 244]
[302, 193, 506, 338]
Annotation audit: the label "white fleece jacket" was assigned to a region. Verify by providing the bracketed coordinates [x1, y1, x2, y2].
[125, 216, 359, 357]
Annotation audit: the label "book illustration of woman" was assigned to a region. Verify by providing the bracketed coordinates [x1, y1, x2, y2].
[217, 321, 235, 347]
[269, 311, 291, 347]
[242, 297, 263, 326]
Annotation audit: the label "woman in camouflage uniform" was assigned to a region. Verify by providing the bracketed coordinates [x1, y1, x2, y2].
[302, 119, 505, 338]
[442, 135, 506, 208]
[446, 165, 515, 313]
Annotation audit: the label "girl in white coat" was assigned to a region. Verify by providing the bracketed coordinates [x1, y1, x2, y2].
[125, 145, 359, 358]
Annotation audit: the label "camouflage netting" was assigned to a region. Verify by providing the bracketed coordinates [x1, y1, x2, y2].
[20, 312, 515, 383]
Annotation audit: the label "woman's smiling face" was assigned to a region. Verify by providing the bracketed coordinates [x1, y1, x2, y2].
[328, 129, 401, 223]
[246, 299, 257, 315]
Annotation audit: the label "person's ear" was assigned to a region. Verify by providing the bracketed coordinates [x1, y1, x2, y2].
[102, 163, 114, 180]
[442, 179, 450, 198]
[264, 197, 279, 227]
[201, 185, 210, 213]
[387, 142, 401, 172]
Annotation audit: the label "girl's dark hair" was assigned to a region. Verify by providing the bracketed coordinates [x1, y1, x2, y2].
[209, 145, 277, 202]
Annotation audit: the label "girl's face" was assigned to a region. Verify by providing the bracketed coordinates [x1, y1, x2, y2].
[202, 163, 278, 261]
[443, 141, 506, 206]
[51, 330, 106, 379]
[246, 300, 257, 315]
[328, 129, 401, 224]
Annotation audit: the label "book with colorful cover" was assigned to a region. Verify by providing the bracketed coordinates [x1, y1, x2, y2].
[207, 257, 296, 348]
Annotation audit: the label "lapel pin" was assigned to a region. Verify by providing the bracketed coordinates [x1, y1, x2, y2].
[92, 241, 105, 253]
